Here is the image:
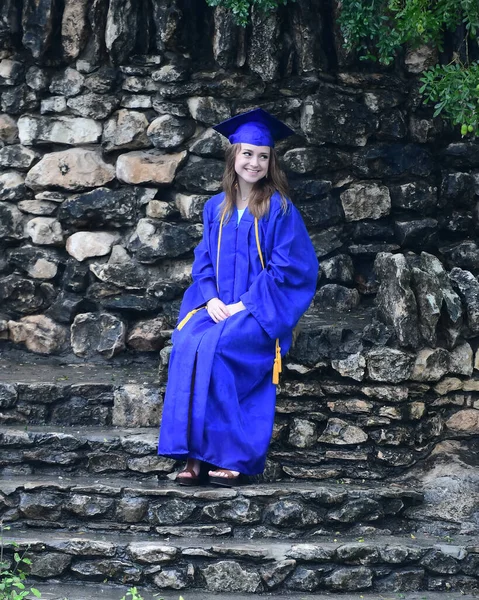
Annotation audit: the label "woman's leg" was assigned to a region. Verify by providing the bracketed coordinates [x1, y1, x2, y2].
[158, 311, 220, 459]
[192, 311, 277, 477]
[160, 310, 277, 477]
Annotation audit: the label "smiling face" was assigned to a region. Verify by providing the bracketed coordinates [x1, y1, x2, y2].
[234, 143, 271, 187]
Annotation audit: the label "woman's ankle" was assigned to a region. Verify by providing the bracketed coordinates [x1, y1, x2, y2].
[177, 458, 200, 478]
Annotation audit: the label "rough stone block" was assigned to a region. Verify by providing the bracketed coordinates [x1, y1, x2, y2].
[25, 149, 115, 191]
[341, 182, 391, 221]
[113, 385, 162, 427]
[18, 115, 101, 146]
[367, 348, 414, 383]
[201, 560, 262, 592]
[324, 566, 373, 591]
[116, 150, 187, 185]
[29, 553, 72, 578]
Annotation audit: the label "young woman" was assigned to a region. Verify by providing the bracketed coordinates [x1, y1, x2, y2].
[158, 108, 318, 486]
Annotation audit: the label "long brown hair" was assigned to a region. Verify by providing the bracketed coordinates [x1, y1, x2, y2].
[220, 143, 289, 220]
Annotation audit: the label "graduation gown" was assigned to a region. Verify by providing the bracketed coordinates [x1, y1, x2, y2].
[158, 191, 318, 475]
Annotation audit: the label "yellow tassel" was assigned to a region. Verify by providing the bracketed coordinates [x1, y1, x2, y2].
[272, 339, 282, 385]
[177, 307, 203, 330]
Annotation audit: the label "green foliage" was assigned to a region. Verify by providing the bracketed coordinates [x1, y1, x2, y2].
[204, 0, 292, 27]
[0, 525, 42, 600]
[339, 0, 479, 65]
[338, 0, 479, 135]
[420, 61, 479, 135]
[121, 588, 144, 600]
[120, 588, 184, 600]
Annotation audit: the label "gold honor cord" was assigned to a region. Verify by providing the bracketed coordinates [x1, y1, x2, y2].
[216, 208, 227, 289]
[178, 208, 281, 385]
[254, 218, 282, 385]
[176, 306, 204, 331]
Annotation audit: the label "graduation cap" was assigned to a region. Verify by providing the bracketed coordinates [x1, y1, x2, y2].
[213, 108, 295, 148]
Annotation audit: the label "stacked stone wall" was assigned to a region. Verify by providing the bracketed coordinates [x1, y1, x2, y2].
[0, 0, 478, 359]
[0, 0, 479, 528]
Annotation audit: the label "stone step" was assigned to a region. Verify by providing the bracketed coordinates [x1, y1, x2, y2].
[0, 421, 397, 484]
[3, 527, 478, 594]
[0, 361, 400, 483]
[2, 421, 376, 484]
[1, 356, 467, 485]
[29, 583, 479, 600]
[0, 360, 160, 428]
[0, 423, 165, 478]
[0, 474, 422, 539]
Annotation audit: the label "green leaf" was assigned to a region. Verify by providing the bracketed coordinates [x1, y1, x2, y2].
[13, 581, 26, 589]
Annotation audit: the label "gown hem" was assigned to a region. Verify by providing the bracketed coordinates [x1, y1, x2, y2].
[158, 450, 265, 476]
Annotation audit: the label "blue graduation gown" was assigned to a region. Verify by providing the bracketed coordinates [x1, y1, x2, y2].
[158, 191, 318, 475]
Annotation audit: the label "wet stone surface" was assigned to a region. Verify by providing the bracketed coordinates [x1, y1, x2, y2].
[1, 360, 477, 494]
[0, 525, 478, 593]
[0, 475, 424, 538]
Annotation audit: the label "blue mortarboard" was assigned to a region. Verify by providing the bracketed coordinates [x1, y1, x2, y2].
[213, 108, 295, 148]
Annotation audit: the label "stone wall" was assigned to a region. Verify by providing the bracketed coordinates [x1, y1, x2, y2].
[1, 0, 478, 359]
[1, 0, 479, 527]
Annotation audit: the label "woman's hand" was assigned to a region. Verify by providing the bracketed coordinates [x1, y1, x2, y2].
[207, 298, 230, 323]
[226, 301, 246, 316]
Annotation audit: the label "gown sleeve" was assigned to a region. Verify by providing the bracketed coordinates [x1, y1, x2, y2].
[240, 202, 319, 340]
[176, 202, 218, 322]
